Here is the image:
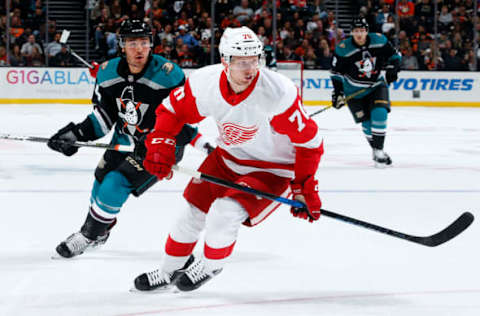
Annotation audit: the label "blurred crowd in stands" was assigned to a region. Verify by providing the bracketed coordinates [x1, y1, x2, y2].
[0, 0, 74, 66]
[1, 0, 479, 71]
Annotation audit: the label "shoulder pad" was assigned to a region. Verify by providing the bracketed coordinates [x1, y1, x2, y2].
[335, 38, 353, 57]
[96, 57, 121, 84]
[369, 33, 387, 46]
[142, 54, 185, 89]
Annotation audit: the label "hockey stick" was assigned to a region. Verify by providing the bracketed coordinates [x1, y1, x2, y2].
[177, 166, 474, 247]
[0, 133, 134, 151]
[2, 134, 474, 247]
[309, 80, 385, 118]
[60, 29, 94, 69]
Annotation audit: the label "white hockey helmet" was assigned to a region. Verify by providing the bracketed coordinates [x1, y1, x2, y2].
[219, 27, 264, 63]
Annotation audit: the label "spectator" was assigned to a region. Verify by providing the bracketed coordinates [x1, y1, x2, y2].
[111, 0, 123, 20]
[53, 44, 74, 67]
[397, 0, 415, 33]
[415, 0, 434, 31]
[105, 30, 119, 57]
[9, 44, 26, 66]
[233, 0, 254, 24]
[45, 32, 62, 63]
[306, 14, 320, 32]
[0, 46, 7, 66]
[9, 16, 25, 43]
[283, 45, 300, 61]
[21, 34, 42, 58]
[438, 5, 453, 33]
[303, 46, 318, 69]
[27, 45, 44, 66]
[307, 0, 328, 20]
[376, 4, 391, 30]
[443, 48, 466, 70]
[317, 38, 331, 69]
[176, 24, 199, 49]
[177, 43, 196, 68]
[158, 24, 175, 46]
[401, 46, 419, 70]
[382, 15, 395, 36]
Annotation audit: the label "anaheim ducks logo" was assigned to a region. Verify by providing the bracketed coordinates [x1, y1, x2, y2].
[116, 86, 150, 135]
[219, 122, 258, 145]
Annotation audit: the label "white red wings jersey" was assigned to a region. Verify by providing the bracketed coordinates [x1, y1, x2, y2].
[162, 64, 322, 178]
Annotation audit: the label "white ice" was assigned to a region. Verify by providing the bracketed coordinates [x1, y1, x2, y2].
[0, 104, 479, 316]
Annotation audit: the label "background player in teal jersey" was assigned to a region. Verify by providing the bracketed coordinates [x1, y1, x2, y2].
[47, 19, 210, 258]
[330, 17, 401, 168]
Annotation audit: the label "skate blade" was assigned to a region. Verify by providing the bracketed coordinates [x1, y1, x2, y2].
[51, 252, 71, 260]
[129, 285, 178, 294]
[374, 161, 392, 169]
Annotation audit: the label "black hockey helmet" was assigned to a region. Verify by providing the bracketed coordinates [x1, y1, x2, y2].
[351, 17, 369, 32]
[119, 19, 153, 48]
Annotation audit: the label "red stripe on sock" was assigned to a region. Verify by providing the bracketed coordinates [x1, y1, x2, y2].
[190, 133, 202, 146]
[165, 235, 197, 257]
[204, 241, 236, 260]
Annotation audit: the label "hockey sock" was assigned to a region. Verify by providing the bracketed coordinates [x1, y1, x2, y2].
[370, 107, 388, 150]
[89, 171, 132, 225]
[80, 212, 111, 240]
[361, 120, 373, 147]
[203, 198, 248, 271]
[163, 204, 206, 272]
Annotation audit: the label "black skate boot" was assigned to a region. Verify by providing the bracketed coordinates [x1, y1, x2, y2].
[373, 149, 392, 168]
[56, 232, 94, 258]
[55, 214, 116, 258]
[134, 255, 195, 291]
[176, 256, 223, 292]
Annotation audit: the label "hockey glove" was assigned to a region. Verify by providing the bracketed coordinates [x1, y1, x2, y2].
[385, 64, 399, 85]
[290, 176, 322, 223]
[143, 131, 177, 180]
[88, 61, 100, 78]
[204, 142, 215, 154]
[48, 122, 84, 156]
[133, 134, 148, 161]
[332, 91, 346, 109]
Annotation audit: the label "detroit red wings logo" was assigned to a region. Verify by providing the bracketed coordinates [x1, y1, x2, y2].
[219, 122, 258, 145]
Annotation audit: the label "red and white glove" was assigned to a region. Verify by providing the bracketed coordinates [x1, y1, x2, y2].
[88, 61, 100, 78]
[290, 175, 322, 222]
[143, 131, 177, 180]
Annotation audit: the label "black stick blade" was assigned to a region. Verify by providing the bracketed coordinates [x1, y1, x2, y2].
[412, 212, 474, 247]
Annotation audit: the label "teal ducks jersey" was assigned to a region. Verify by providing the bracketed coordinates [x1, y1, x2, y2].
[330, 33, 401, 99]
[88, 54, 185, 148]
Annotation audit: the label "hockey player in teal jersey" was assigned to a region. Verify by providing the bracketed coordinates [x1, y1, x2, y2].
[47, 19, 211, 258]
[330, 17, 401, 168]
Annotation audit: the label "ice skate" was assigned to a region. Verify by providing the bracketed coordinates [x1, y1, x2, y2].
[175, 256, 223, 292]
[373, 149, 392, 168]
[133, 255, 195, 291]
[55, 232, 95, 258]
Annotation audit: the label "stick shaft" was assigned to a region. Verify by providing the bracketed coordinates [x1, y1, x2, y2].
[0, 134, 133, 151]
[309, 81, 385, 118]
[70, 50, 93, 68]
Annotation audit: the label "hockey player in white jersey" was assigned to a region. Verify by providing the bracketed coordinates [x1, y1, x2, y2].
[133, 26, 324, 292]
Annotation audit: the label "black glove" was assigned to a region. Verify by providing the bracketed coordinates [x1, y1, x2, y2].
[48, 118, 96, 156]
[133, 134, 147, 161]
[332, 91, 346, 109]
[47, 122, 83, 156]
[386, 64, 399, 84]
[204, 142, 215, 154]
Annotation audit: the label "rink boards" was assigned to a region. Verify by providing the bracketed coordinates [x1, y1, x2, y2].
[0, 67, 480, 107]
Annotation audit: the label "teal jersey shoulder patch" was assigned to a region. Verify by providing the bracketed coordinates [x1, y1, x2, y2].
[96, 57, 121, 84]
[368, 33, 387, 46]
[335, 38, 355, 57]
[143, 54, 185, 89]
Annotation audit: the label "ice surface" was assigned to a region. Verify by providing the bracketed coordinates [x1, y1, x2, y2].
[0, 104, 479, 316]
